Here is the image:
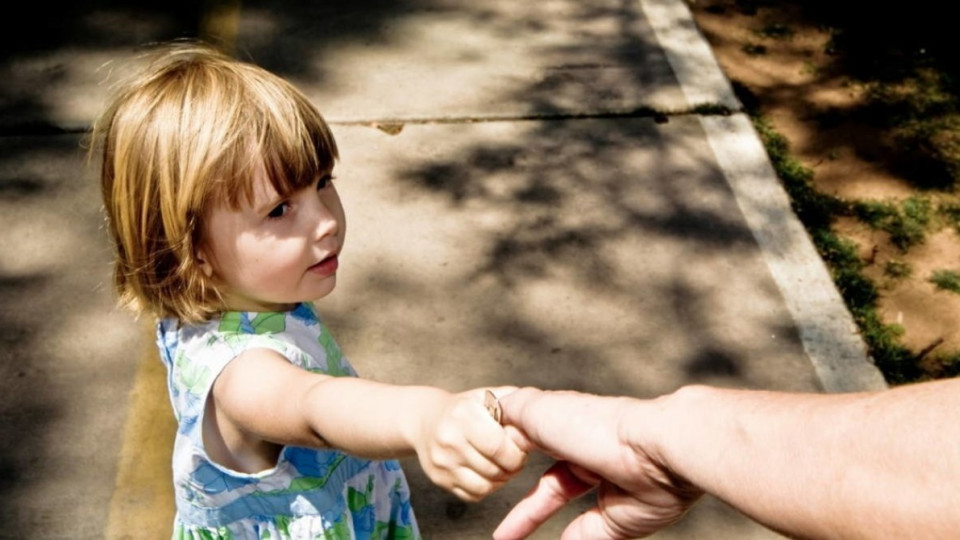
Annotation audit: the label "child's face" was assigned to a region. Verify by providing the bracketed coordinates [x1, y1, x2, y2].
[197, 165, 345, 313]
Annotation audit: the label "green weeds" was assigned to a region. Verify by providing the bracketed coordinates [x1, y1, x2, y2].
[719, 0, 960, 383]
[936, 203, 960, 234]
[753, 117, 844, 230]
[752, 114, 922, 384]
[884, 260, 913, 280]
[852, 196, 932, 251]
[929, 269, 960, 293]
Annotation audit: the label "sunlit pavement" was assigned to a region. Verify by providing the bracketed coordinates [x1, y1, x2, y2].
[0, 1, 885, 538]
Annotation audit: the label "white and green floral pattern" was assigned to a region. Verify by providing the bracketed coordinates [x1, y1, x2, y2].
[157, 303, 421, 539]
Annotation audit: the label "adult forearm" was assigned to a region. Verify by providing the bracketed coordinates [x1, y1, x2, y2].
[649, 380, 960, 539]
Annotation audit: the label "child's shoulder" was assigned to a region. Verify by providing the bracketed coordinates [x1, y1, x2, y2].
[160, 303, 321, 337]
[216, 304, 322, 335]
[157, 304, 334, 371]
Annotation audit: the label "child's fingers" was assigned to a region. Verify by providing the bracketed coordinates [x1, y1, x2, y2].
[468, 388, 530, 472]
[482, 428, 528, 474]
[503, 424, 534, 453]
[428, 420, 517, 480]
[448, 467, 510, 502]
[455, 443, 514, 481]
[468, 409, 528, 474]
[427, 389, 528, 488]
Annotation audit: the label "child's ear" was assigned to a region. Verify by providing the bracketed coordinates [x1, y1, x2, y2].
[195, 248, 215, 278]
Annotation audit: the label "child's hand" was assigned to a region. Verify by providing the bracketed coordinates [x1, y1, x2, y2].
[415, 387, 528, 501]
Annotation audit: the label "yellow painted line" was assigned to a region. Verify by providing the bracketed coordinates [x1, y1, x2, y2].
[106, 1, 243, 534]
[105, 319, 176, 538]
[106, 3, 246, 535]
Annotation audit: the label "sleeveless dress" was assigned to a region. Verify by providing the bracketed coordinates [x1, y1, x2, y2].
[156, 303, 421, 539]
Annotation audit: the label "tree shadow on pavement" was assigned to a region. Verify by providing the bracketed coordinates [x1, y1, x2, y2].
[1, 1, 818, 538]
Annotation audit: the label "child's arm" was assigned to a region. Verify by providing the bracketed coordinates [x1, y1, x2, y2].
[209, 347, 527, 501]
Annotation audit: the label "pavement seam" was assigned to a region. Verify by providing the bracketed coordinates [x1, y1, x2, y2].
[324, 106, 735, 127]
[1, 107, 740, 138]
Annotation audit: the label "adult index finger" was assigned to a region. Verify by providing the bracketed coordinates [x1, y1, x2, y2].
[493, 461, 598, 540]
[498, 388, 635, 476]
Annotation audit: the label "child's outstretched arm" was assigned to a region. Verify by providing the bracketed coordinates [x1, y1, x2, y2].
[209, 347, 527, 501]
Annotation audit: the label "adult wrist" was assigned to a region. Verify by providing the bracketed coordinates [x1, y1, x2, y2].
[631, 384, 720, 493]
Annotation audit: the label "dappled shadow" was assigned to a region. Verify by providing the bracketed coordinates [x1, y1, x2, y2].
[666, 277, 746, 380]
[0, 132, 142, 534]
[0, 0, 422, 132]
[399, 119, 759, 292]
[703, 0, 960, 192]
[406, 137, 632, 288]
[318, 3, 817, 534]
[1, 1, 821, 537]
[0, 272, 60, 521]
[1, 1, 204, 133]
[0, 3, 421, 534]
[799, 0, 957, 82]
[234, 0, 425, 77]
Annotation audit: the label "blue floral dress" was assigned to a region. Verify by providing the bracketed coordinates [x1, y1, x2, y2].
[156, 303, 421, 539]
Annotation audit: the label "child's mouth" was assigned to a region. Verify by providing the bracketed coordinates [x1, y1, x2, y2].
[308, 254, 339, 276]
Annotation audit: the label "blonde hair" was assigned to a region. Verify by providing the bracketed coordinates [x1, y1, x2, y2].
[91, 41, 338, 323]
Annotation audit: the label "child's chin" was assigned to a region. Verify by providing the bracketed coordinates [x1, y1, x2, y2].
[308, 282, 338, 301]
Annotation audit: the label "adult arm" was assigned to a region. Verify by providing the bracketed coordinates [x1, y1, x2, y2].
[495, 379, 960, 539]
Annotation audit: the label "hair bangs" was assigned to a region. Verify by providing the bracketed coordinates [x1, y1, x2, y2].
[216, 79, 339, 211]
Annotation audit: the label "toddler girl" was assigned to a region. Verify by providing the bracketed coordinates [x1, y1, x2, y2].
[92, 41, 526, 539]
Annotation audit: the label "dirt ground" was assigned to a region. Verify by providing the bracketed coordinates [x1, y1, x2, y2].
[688, 0, 960, 381]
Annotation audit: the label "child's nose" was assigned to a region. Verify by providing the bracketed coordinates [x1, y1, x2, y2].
[307, 196, 339, 240]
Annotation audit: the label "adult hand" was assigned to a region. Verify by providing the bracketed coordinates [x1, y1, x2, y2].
[493, 388, 702, 539]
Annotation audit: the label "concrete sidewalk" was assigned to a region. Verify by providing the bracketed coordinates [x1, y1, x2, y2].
[0, 0, 886, 538]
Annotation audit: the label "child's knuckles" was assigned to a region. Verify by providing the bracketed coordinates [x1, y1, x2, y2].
[434, 425, 467, 450]
[454, 489, 482, 503]
[428, 447, 457, 472]
[496, 455, 525, 475]
[423, 467, 453, 492]
[487, 436, 526, 470]
[452, 395, 477, 415]
[504, 445, 529, 472]
[456, 470, 498, 495]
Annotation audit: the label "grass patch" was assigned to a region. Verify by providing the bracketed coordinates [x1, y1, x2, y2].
[929, 269, 960, 293]
[855, 309, 920, 384]
[937, 202, 960, 234]
[851, 196, 932, 251]
[692, 103, 735, 116]
[926, 351, 960, 378]
[884, 259, 913, 279]
[752, 114, 921, 384]
[841, 49, 960, 190]
[726, 0, 960, 384]
[753, 116, 846, 230]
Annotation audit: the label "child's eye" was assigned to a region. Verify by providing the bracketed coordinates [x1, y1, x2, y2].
[267, 202, 290, 219]
[317, 174, 335, 190]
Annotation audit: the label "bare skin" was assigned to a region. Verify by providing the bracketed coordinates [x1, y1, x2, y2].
[197, 165, 526, 501]
[495, 380, 960, 539]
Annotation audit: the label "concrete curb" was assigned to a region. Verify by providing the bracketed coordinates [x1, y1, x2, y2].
[642, 0, 887, 392]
